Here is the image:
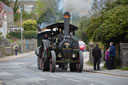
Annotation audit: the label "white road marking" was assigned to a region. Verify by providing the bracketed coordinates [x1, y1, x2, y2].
[90, 84, 94, 85]
[0, 72, 13, 76]
[15, 77, 46, 82]
[66, 78, 82, 83]
[0, 62, 25, 66]
[0, 66, 20, 69]
[12, 77, 46, 85]
[50, 74, 62, 78]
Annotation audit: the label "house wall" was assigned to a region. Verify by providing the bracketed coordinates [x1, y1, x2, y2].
[0, 15, 8, 37]
[0, 1, 14, 37]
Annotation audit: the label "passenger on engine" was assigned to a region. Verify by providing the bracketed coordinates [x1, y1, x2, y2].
[44, 34, 48, 39]
[58, 28, 63, 41]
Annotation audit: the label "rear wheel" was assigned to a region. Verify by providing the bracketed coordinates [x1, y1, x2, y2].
[50, 51, 56, 72]
[41, 40, 50, 71]
[76, 51, 83, 72]
[41, 58, 49, 71]
[41, 51, 49, 71]
[37, 57, 41, 70]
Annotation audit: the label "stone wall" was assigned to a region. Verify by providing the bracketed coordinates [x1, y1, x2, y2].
[0, 46, 13, 57]
[0, 39, 37, 57]
[88, 42, 105, 64]
[15, 39, 37, 53]
[120, 43, 128, 67]
[23, 39, 37, 52]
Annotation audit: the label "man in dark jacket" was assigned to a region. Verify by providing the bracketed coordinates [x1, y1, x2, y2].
[109, 42, 116, 69]
[92, 44, 102, 70]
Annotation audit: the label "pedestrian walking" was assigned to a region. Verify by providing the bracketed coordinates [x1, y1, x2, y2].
[92, 44, 102, 70]
[105, 48, 110, 69]
[15, 46, 18, 55]
[109, 42, 116, 69]
[13, 42, 18, 56]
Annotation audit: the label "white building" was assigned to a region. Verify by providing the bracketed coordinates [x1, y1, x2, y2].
[0, 1, 14, 37]
[12, 0, 36, 13]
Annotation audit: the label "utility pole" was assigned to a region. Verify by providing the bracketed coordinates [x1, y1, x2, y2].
[20, 4, 24, 53]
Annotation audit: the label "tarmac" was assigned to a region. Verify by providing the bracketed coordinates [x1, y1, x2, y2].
[0, 81, 2, 85]
[0, 51, 128, 78]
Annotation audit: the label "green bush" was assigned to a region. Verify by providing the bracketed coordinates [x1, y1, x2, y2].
[23, 31, 37, 39]
[0, 32, 2, 40]
[7, 31, 37, 39]
[23, 19, 37, 31]
[122, 67, 128, 71]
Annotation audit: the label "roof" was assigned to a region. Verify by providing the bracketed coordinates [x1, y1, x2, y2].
[45, 23, 78, 32]
[0, 1, 13, 15]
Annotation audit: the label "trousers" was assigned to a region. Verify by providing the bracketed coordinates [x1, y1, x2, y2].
[94, 58, 101, 70]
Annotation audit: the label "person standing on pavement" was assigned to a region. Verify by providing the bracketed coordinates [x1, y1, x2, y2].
[105, 48, 110, 69]
[92, 44, 102, 70]
[109, 42, 116, 69]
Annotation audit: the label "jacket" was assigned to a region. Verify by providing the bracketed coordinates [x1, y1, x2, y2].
[109, 45, 115, 56]
[92, 46, 102, 58]
[105, 50, 109, 60]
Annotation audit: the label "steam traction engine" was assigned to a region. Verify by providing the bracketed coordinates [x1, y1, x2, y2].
[35, 12, 84, 72]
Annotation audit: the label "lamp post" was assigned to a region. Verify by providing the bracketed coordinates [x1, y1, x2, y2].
[20, 4, 24, 53]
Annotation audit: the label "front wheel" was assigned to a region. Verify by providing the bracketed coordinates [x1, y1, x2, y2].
[70, 63, 77, 72]
[37, 57, 41, 70]
[76, 51, 83, 72]
[50, 50, 56, 72]
[62, 64, 68, 70]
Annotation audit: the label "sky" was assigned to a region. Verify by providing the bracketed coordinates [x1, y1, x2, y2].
[58, 0, 93, 16]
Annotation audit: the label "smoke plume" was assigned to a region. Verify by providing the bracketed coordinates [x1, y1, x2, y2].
[64, 0, 93, 16]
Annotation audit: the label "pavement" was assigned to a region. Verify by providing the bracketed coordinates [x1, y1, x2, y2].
[83, 63, 128, 77]
[0, 51, 128, 78]
[83, 52, 128, 77]
[0, 51, 34, 62]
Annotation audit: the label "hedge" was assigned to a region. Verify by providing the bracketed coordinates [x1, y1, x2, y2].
[7, 31, 37, 39]
[23, 19, 37, 31]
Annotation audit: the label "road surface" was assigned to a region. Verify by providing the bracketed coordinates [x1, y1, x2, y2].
[0, 54, 128, 85]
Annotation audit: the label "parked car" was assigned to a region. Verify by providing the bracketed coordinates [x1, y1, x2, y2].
[79, 40, 86, 51]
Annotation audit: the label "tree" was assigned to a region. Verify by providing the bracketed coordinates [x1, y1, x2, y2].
[86, 15, 103, 41]
[0, 0, 10, 6]
[91, 0, 115, 15]
[0, 0, 20, 22]
[36, 0, 57, 16]
[36, 0, 58, 27]
[23, 19, 37, 31]
[90, 5, 128, 43]
[115, 0, 128, 5]
[36, 0, 46, 16]
[86, 0, 128, 43]
[13, 0, 19, 15]
[0, 0, 19, 14]
[76, 16, 89, 43]
[37, 8, 56, 25]
[83, 0, 128, 66]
